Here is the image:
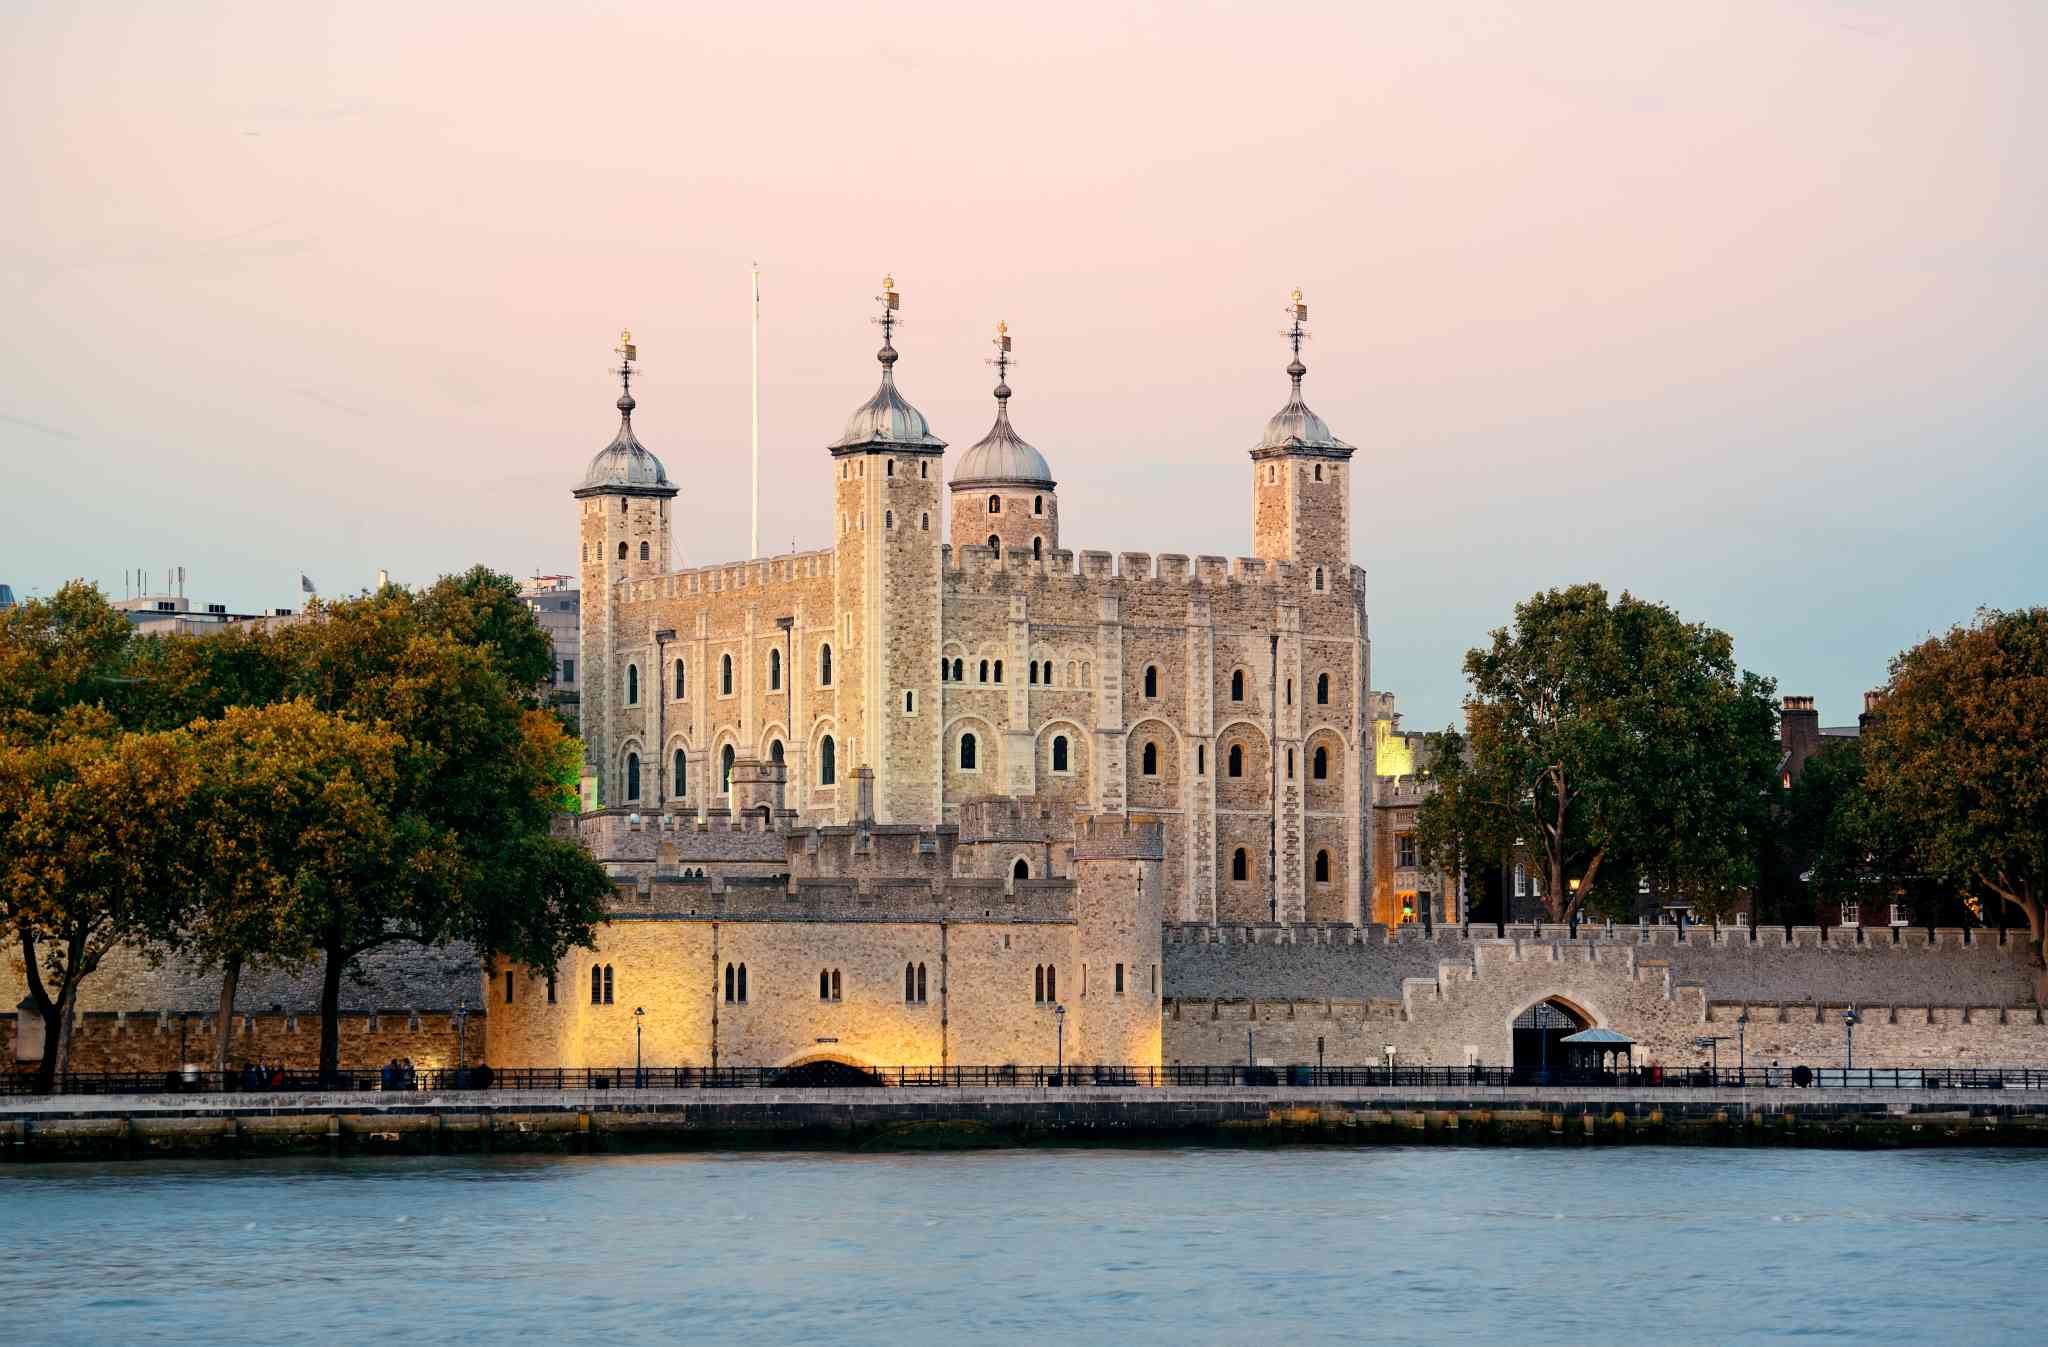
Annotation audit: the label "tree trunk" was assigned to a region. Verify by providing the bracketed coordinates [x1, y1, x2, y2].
[17, 926, 59, 1095]
[319, 940, 345, 1083]
[211, 954, 242, 1073]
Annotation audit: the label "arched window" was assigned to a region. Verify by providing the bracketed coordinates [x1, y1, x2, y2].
[1144, 665, 1158, 698]
[1314, 567, 1325, 592]
[1142, 741, 1158, 776]
[1035, 965, 1045, 1003]
[1033, 494, 1044, 515]
[591, 966, 603, 1005]
[952, 658, 963, 681]
[737, 964, 747, 1002]
[831, 968, 840, 1000]
[1029, 662, 1038, 685]
[639, 541, 649, 561]
[940, 658, 950, 681]
[1287, 748, 1295, 779]
[721, 653, 733, 696]
[906, 963, 917, 1002]
[987, 534, 1000, 551]
[626, 665, 639, 705]
[978, 659, 990, 683]
[617, 542, 628, 560]
[820, 644, 832, 685]
[725, 963, 735, 1002]
[769, 740, 784, 765]
[1197, 744, 1206, 775]
[820, 735, 836, 785]
[993, 660, 1003, 683]
[625, 752, 641, 801]
[1052, 735, 1069, 772]
[1228, 744, 1244, 777]
[820, 969, 831, 1001]
[674, 659, 686, 699]
[1316, 673, 1329, 705]
[884, 510, 893, 529]
[988, 494, 1001, 514]
[1313, 746, 1328, 779]
[673, 747, 687, 795]
[904, 690, 915, 713]
[917, 963, 927, 1003]
[1032, 536, 1042, 560]
[921, 512, 930, 531]
[886, 459, 895, 477]
[1232, 848, 1248, 882]
[1231, 670, 1245, 701]
[1045, 965, 1055, 1001]
[959, 732, 978, 771]
[721, 743, 735, 793]
[1315, 849, 1331, 882]
[769, 648, 781, 690]
[602, 965, 614, 1005]
[1013, 858, 1029, 881]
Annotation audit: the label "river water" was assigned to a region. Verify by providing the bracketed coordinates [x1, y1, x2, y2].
[3, 1147, 2041, 1345]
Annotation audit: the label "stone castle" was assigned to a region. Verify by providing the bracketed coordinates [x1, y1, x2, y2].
[8, 281, 2044, 1080]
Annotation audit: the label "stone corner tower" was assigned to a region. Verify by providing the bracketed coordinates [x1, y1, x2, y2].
[574, 331, 678, 808]
[827, 277, 946, 825]
[1250, 289, 1354, 582]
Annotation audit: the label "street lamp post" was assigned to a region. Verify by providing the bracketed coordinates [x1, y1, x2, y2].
[1055, 1003, 1069, 1083]
[1736, 1010, 1749, 1080]
[1317, 1035, 1325, 1083]
[454, 1003, 469, 1089]
[634, 1006, 645, 1088]
[1843, 1006, 1858, 1071]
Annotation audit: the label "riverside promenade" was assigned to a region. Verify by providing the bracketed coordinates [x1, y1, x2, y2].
[7, 1082, 2048, 1160]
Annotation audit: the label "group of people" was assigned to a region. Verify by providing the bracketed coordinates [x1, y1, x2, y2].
[379, 1058, 421, 1091]
[235, 1061, 290, 1091]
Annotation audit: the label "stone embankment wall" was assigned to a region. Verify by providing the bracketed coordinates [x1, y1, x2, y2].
[0, 940, 482, 1018]
[1163, 925, 2048, 1068]
[3, 1010, 479, 1074]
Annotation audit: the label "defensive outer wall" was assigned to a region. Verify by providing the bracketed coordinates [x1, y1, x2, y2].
[8, 1085, 2048, 1161]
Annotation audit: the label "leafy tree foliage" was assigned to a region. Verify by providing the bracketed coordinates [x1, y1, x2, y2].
[0, 710, 202, 1087]
[1416, 584, 1779, 923]
[1861, 608, 2048, 971]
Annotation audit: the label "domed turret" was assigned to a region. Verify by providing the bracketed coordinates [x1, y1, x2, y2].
[1249, 290, 1354, 575]
[574, 332, 677, 499]
[1254, 290, 1352, 454]
[951, 322, 1058, 559]
[829, 276, 946, 452]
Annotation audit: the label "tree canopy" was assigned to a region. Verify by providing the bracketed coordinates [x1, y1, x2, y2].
[1860, 608, 2048, 971]
[1416, 583, 1779, 923]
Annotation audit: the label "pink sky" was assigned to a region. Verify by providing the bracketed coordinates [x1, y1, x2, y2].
[3, 1, 2042, 728]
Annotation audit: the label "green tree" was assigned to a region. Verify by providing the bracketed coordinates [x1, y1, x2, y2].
[182, 701, 408, 1072]
[1416, 584, 1779, 923]
[0, 581, 132, 742]
[414, 565, 557, 697]
[0, 711, 202, 1087]
[275, 589, 610, 1077]
[1861, 608, 2048, 973]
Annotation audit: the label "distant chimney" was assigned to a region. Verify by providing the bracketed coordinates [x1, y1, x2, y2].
[1859, 688, 1884, 731]
[1780, 695, 1822, 781]
[376, 568, 389, 589]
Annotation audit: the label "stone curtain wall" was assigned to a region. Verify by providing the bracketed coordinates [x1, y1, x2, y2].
[1, 940, 482, 1018]
[1162, 927, 2048, 1069]
[6, 1010, 481, 1075]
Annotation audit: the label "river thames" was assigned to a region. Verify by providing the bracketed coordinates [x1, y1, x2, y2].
[3, 1146, 2040, 1345]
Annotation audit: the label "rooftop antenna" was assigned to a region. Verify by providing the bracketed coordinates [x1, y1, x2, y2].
[750, 262, 761, 560]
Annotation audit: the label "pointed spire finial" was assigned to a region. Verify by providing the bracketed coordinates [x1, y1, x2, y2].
[874, 274, 901, 369]
[1284, 288, 1309, 394]
[612, 328, 639, 414]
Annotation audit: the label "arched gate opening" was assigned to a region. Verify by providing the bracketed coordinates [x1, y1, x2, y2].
[1512, 999, 1590, 1083]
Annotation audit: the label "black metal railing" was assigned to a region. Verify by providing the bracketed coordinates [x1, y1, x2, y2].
[6, 1063, 2047, 1097]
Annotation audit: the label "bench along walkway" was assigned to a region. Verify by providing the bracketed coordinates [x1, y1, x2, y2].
[6, 1081, 2048, 1159]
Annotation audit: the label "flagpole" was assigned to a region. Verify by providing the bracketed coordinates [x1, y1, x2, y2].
[750, 261, 761, 560]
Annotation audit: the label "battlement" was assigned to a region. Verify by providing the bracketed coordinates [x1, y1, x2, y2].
[604, 872, 1077, 923]
[1072, 812, 1166, 861]
[616, 548, 835, 604]
[1375, 773, 1431, 803]
[939, 543, 1303, 591]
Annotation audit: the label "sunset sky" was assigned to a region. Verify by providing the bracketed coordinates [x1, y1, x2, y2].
[3, 1, 2041, 730]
